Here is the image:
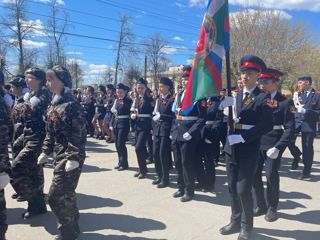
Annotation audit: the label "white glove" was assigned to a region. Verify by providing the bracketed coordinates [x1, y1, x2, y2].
[228, 134, 245, 145]
[219, 96, 234, 109]
[153, 113, 160, 122]
[0, 172, 10, 190]
[169, 135, 173, 140]
[131, 113, 137, 120]
[109, 126, 114, 131]
[297, 106, 306, 114]
[37, 153, 49, 165]
[233, 118, 240, 124]
[266, 147, 280, 159]
[183, 132, 192, 141]
[205, 139, 212, 144]
[65, 160, 79, 172]
[29, 96, 41, 107]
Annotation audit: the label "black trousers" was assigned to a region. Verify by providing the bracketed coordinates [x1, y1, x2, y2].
[195, 141, 216, 187]
[85, 112, 95, 135]
[135, 130, 149, 174]
[226, 146, 258, 231]
[177, 138, 198, 194]
[114, 128, 130, 168]
[288, 126, 302, 159]
[147, 133, 153, 161]
[302, 132, 315, 175]
[172, 141, 183, 190]
[253, 150, 282, 211]
[153, 136, 171, 183]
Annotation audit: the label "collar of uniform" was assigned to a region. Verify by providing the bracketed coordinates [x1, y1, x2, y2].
[243, 86, 256, 98]
[161, 93, 170, 99]
[270, 91, 277, 100]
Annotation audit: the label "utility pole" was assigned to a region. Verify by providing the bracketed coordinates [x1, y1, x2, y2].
[144, 55, 147, 80]
[114, 16, 127, 85]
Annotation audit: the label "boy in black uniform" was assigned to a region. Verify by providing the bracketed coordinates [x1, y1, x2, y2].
[152, 77, 175, 188]
[220, 56, 273, 240]
[294, 75, 320, 179]
[253, 68, 295, 222]
[112, 83, 132, 171]
[131, 78, 155, 179]
[172, 65, 207, 202]
[196, 96, 223, 192]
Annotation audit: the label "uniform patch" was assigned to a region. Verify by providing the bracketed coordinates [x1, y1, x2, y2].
[244, 98, 253, 105]
[266, 99, 278, 108]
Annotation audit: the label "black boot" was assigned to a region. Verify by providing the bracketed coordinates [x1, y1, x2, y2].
[22, 195, 47, 220]
[291, 157, 301, 170]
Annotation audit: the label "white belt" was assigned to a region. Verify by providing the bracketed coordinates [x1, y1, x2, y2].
[235, 124, 255, 130]
[117, 115, 129, 119]
[205, 121, 215, 125]
[273, 125, 284, 130]
[176, 115, 199, 121]
[138, 114, 152, 118]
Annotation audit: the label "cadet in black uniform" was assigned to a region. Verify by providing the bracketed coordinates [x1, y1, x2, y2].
[253, 68, 295, 222]
[171, 66, 189, 200]
[152, 77, 175, 188]
[220, 56, 273, 240]
[112, 83, 132, 171]
[294, 75, 320, 179]
[172, 65, 207, 202]
[196, 96, 223, 192]
[81, 86, 96, 137]
[131, 79, 154, 179]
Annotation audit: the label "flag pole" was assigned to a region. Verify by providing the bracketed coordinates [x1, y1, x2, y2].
[225, 50, 237, 164]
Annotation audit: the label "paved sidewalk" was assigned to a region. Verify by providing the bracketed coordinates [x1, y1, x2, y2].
[5, 136, 320, 240]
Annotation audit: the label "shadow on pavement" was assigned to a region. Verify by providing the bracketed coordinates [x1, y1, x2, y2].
[254, 227, 320, 240]
[79, 212, 166, 233]
[279, 210, 320, 225]
[77, 193, 123, 210]
[80, 233, 167, 240]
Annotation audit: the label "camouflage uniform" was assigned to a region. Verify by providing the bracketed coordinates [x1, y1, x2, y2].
[11, 96, 25, 159]
[43, 90, 86, 240]
[0, 91, 11, 238]
[10, 88, 50, 215]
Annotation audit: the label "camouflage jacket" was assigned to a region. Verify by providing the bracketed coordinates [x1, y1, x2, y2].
[21, 88, 50, 135]
[12, 95, 25, 140]
[0, 92, 11, 173]
[42, 90, 87, 165]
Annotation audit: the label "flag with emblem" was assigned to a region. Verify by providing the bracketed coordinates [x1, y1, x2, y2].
[181, 0, 230, 114]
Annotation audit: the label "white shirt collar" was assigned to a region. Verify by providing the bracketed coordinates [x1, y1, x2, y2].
[243, 86, 256, 99]
[271, 91, 277, 100]
[161, 93, 169, 99]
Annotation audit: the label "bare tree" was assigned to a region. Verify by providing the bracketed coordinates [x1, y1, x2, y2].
[144, 33, 169, 89]
[67, 58, 84, 88]
[124, 63, 142, 88]
[114, 16, 137, 85]
[1, 0, 37, 73]
[229, 7, 315, 92]
[46, 0, 68, 66]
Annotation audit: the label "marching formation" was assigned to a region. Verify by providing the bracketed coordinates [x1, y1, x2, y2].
[0, 54, 319, 240]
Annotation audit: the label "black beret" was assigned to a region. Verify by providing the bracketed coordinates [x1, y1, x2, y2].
[10, 76, 27, 88]
[297, 75, 312, 82]
[106, 84, 115, 91]
[136, 78, 148, 86]
[259, 68, 284, 83]
[25, 67, 46, 83]
[116, 83, 130, 91]
[160, 77, 173, 88]
[240, 55, 266, 73]
[49, 65, 72, 89]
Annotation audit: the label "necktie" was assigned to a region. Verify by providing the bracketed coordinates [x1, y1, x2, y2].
[242, 92, 250, 107]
